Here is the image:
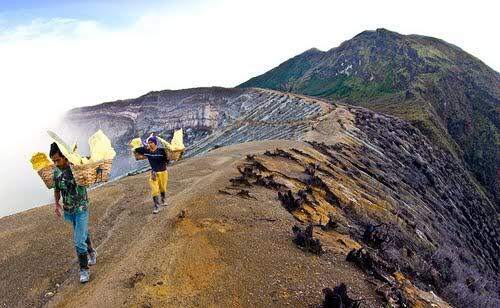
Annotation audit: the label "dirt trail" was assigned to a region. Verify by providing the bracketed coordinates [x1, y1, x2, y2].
[1, 140, 382, 308]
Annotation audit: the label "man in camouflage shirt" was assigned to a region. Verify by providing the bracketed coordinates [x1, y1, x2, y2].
[50, 142, 96, 283]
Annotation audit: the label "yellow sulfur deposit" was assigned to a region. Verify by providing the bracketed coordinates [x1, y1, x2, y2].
[170, 129, 185, 151]
[47, 130, 116, 165]
[157, 136, 172, 151]
[30, 152, 52, 171]
[47, 130, 85, 165]
[130, 138, 143, 150]
[88, 129, 116, 163]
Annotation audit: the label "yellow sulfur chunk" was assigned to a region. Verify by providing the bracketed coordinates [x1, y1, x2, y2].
[47, 130, 115, 165]
[47, 131, 85, 165]
[130, 138, 143, 150]
[30, 152, 52, 171]
[157, 136, 172, 151]
[88, 129, 116, 163]
[170, 129, 185, 151]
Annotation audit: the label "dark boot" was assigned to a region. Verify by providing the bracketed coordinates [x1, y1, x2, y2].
[78, 253, 89, 270]
[153, 196, 160, 214]
[86, 235, 97, 265]
[160, 192, 166, 206]
[86, 235, 93, 254]
[78, 253, 90, 283]
[85, 233, 97, 265]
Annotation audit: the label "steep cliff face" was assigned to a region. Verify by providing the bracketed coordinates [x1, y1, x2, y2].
[239, 28, 500, 205]
[186, 90, 331, 157]
[63, 87, 331, 176]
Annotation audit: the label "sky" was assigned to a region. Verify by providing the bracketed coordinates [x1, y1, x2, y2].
[0, 0, 498, 217]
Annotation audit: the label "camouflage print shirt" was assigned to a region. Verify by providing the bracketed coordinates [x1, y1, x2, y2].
[53, 166, 89, 214]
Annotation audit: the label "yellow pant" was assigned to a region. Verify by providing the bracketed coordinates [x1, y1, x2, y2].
[149, 170, 168, 197]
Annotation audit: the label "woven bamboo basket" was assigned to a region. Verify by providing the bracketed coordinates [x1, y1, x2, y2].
[70, 159, 113, 187]
[37, 164, 55, 189]
[167, 149, 184, 161]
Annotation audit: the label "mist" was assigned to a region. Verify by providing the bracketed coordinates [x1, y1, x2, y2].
[0, 114, 63, 217]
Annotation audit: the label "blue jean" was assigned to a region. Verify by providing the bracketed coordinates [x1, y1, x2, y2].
[64, 210, 90, 255]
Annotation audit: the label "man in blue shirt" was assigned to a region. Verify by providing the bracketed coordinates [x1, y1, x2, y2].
[134, 136, 169, 214]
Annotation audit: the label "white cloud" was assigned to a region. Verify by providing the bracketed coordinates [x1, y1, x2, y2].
[0, 17, 83, 41]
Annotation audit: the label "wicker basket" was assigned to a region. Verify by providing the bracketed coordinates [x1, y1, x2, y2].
[167, 149, 184, 161]
[70, 159, 113, 187]
[37, 164, 55, 189]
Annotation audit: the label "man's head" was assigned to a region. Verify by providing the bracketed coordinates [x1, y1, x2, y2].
[147, 136, 158, 151]
[49, 142, 69, 169]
